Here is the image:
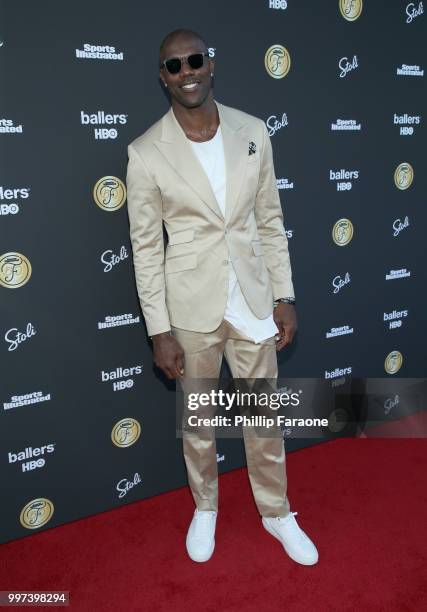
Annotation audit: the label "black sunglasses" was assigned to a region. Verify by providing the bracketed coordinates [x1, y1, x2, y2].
[160, 52, 210, 75]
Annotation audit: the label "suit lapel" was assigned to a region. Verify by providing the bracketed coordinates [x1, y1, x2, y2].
[154, 105, 223, 220]
[154, 100, 249, 224]
[217, 101, 249, 224]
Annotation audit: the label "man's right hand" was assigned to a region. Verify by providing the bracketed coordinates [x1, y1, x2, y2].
[151, 332, 185, 380]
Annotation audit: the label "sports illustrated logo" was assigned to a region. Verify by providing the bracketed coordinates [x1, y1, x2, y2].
[394, 163, 414, 189]
[332, 272, 351, 294]
[5, 322, 36, 351]
[276, 178, 294, 190]
[0, 252, 32, 288]
[116, 472, 142, 499]
[101, 245, 129, 272]
[8, 443, 56, 473]
[394, 113, 421, 136]
[396, 64, 424, 76]
[331, 118, 361, 131]
[393, 216, 410, 237]
[384, 394, 399, 415]
[93, 177, 126, 212]
[285, 228, 294, 239]
[384, 309, 408, 330]
[0, 186, 30, 216]
[264, 45, 291, 79]
[268, 0, 288, 9]
[75, 43, 124, 60]
[332, 219, 354, 246]
[325, 366, 352, 379]
[3, 390, 51, 411]
[326, 325, 354, 339]
[216, 453, 225, 462]
[385, 268, 411, 280]
[384, 351, 403, 375]
[81, 111, 128, 140]
[338, 55, 359, 78]
[20, 498, 54, 529]
[265, 112, 288, 136]
[111, 418, 141, 448]
[330, 169, 359, 191]
[101, 364, 143, 391]
[339, 0, 363, 21]
[98, 313, 140, 330]
[0, 118, 23, 134]
[406, 2, 424, 23]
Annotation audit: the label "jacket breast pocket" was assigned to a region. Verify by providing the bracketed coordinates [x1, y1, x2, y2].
[165, 253, 197, 274]
[251, 240, 264, 256]
[247, 153, 259, 164]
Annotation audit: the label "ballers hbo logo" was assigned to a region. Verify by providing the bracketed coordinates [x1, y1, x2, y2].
[19, 498, 54, 529]
[384, 351, 403, 375]
[0, 252, 32, 288]
[93, 176, 126, 212]
[394, 163, 414, 190]
[264, 45, 291, 79]
[339, 0, 363, 21]
[332, 218, 354, 246]
[111, 417, 141, 448]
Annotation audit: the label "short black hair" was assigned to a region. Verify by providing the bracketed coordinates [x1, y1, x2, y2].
[159, 28, 208, 61]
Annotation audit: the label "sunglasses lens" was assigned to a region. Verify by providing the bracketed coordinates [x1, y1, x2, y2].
[165, 58, 181, 74]
[187, 53, 204, 70]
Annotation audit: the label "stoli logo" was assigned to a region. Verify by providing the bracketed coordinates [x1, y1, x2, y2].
[265, 112, 288, 137]
[392, 216, 410, 237]
[332, 273, 351, 294]
[101, 245, 129, 272]
[5, 323, 36, 351]
[339, 55, 359, 78]
[406, 2, 424, 23]
[116, 472, 142, 498]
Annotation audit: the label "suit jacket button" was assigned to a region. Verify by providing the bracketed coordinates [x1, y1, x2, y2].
[222, 259, 228, 265]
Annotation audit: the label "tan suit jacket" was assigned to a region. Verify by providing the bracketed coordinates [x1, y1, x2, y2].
[126, 100, 295, 337]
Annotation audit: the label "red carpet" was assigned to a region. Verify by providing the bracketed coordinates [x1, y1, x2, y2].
[1, 435, 426, 612]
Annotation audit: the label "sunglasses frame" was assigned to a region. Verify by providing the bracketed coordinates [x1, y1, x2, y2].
[159, 52, 210, 74]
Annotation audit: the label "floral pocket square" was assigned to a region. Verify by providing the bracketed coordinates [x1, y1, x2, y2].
[248, 141, 256, 155]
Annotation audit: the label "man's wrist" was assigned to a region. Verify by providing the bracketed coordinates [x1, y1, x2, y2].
[149, 330, 171, 341]
[274, 297, 295, 307]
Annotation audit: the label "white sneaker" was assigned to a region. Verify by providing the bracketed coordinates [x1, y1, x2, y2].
[262, 511, 319, 566]
[186, 509, 217, 562]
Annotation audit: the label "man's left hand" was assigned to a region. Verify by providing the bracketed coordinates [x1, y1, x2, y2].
[273, 303, 297, 351]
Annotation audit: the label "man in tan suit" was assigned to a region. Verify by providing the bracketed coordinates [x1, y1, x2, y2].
[126, 28, 318, 565]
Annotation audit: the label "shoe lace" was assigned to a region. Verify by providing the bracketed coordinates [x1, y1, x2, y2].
[277, 511, 298, 523]
[276, 511, 310, 542]
[194, 511, 215, 539]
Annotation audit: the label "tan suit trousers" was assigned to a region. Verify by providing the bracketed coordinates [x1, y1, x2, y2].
[171, 319, 291, 518]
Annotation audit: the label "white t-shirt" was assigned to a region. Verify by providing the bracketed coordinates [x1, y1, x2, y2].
[188, 125, 278, 343]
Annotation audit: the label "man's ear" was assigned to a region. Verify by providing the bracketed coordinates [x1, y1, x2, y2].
[209, 57, 215, 73]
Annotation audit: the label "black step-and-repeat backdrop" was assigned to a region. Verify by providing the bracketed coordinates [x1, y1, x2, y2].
[1, 0, 426, 544]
